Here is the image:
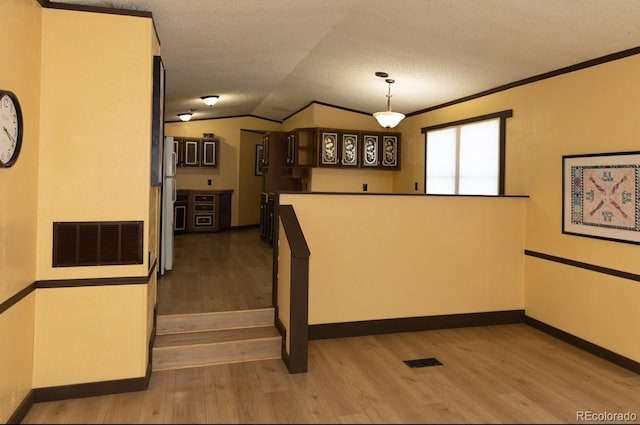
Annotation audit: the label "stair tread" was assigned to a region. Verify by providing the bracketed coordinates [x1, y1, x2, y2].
[157, 307, 274, 322]
[152, 357, 281, 372]
[154, 325, 281, 349]
[156, 308, 274, 334]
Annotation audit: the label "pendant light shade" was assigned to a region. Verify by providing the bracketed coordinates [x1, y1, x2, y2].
[373, 110, 405, 129]
[373, 77, 405, 129]
[178, 108, 196, 122]
[201, 95, 219, 106]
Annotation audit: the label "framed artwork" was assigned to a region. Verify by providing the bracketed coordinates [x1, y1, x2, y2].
[150, 55, 165, 186]
[255, 144, 264, 176]
[562, 151, 640, 244]
[341, 133, 358, 166]
[320, 131, 338, 165]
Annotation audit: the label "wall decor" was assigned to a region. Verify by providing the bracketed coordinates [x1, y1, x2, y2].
[151, 56, 165, 186]
[255, 144, 264, 176]
[562, 151, 640, 244]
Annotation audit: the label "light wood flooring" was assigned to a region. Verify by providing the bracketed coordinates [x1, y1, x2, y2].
[157, 227, 273, 315]
[22, 323, 640, 424]
[20, 228, 640, 423]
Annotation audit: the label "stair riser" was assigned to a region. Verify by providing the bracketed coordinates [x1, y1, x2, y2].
[152, 337, 281, 371]
[157, 308, 274, 334]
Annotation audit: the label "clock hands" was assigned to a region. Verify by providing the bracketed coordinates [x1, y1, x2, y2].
[3, 126, 15, 145]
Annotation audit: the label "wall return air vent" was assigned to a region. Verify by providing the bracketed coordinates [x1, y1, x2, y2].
[52, 221, 143, 267]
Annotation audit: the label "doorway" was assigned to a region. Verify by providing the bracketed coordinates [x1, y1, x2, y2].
[157, 130, 272, 316]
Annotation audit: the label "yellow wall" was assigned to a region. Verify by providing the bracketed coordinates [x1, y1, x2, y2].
[30, 7, 158, 389]
[238, 130, 266, 225]
[280, 194, 526, 324]
[165, 117, 281, 226]
[37, 9, 154, 280]
[33, 285, 148, 387]
[397, 55, 640, 362]
[0, 0, 42, 422]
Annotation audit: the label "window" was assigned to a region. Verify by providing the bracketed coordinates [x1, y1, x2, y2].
[422, 110, 512, 195]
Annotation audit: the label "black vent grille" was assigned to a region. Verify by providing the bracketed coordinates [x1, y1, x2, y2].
[53, 221, 143, 267]
[403, 357, 443, 368]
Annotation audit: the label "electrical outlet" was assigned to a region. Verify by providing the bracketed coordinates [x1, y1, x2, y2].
[363, 183, 368, 191]
[414, 181, 419, 191]
[207, 179, 212, 185]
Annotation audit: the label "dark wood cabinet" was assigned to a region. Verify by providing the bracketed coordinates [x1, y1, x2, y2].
[286, 128, 315, 168]
[259, 191, 276, 245]
[261, 131, 302, 192]
[174, 137, 218, 168]
[182, 189, 233, 233]
[217, 191, 232, 231]
[201, 139, 218, 166]
[316, 128, 400, 170]
[174, 190, 188, 233]
[380, 134, 400, 169]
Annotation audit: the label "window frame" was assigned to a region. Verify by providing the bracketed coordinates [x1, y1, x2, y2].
[421, 109, 512, 195]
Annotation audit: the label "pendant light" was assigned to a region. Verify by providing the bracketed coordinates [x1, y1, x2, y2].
[178, 108, 196, 122]
[373, 73, 405, 129]
[201, 95, 219, 106]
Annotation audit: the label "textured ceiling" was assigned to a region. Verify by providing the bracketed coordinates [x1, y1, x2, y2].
[48, 0, 640, 123]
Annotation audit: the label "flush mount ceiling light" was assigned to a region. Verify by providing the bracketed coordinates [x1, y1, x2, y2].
[373, 72, 405, 129]
[178, 109, 196, 122]
[201, 95, 219, 106]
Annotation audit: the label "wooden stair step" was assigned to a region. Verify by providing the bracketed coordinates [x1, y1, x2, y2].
[152, 328, 281, 371]
[156, 307, 274, 335]
[154, 325, 281, 349]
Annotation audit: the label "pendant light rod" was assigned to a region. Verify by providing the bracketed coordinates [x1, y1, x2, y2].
[384, 78, 394, 111]
[373, 73, 405, 129]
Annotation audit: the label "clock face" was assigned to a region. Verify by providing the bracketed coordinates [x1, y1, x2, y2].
[0, 91, 23, 167]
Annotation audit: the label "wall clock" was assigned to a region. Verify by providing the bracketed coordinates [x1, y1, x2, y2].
[0, 89, 23, 168]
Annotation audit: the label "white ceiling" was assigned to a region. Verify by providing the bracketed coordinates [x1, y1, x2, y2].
[48, 0, 640, 123]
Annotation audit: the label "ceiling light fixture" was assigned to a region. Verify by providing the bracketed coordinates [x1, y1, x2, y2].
[201, 95, 219, 106]
[178, 109, 196, 122]
[373, 72, 405, 129]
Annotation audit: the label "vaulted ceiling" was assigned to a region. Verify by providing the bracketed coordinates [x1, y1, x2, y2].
[48, 0, 640, 123]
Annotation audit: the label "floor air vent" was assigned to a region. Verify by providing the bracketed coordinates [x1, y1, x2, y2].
[403, 357, 443, 368]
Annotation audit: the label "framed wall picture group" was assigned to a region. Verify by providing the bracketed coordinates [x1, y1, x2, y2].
[562, 151, 640, 244]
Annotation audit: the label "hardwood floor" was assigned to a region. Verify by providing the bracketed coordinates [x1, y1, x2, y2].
[157, 227, 273, 315]
[22, 324, 640, 424]
[20, 228, 640, 423]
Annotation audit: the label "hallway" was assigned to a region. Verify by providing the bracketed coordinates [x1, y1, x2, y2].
[157, 227, 273, 315]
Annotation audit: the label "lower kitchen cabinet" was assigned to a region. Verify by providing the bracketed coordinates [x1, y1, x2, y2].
[259, 191, 276, 245]
[178, 189, 233, 233]
[174, 190, 189, 233]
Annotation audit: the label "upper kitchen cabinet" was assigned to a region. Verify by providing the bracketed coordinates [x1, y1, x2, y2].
[262, 131, 302, 192]
[174, 136, 219, 167]
[286, 128, 316, 168]
[316, 128, 401, 170]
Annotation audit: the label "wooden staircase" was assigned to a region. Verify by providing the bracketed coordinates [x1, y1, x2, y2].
[152, 307, 282, 371]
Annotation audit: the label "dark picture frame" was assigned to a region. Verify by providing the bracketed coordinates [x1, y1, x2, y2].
[255, 144, 264, 176]
[151, 55, 165, 186]
[562, 150, 640, 244]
